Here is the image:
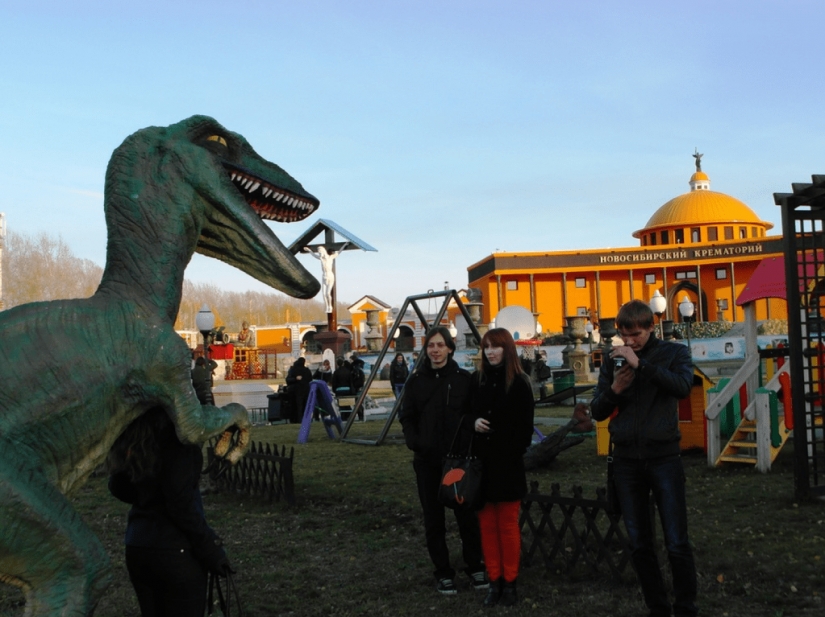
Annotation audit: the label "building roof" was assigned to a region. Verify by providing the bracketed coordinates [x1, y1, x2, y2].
[633, 168, 773, 238]
[736, 256, 787, 305]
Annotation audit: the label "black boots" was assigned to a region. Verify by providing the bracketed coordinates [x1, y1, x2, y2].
[499, 580, 518, 607]
[483, 579, 517, 607]
[483, 580, 501, 607]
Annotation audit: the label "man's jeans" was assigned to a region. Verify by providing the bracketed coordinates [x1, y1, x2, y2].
[613, 455, 698, 617]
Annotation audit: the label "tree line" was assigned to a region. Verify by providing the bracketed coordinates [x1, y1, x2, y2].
[1, 230, 345, 332]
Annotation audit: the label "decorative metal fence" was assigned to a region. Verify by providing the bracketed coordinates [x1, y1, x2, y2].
[520, 482, 631, 581]
[206, 439, 296, 506]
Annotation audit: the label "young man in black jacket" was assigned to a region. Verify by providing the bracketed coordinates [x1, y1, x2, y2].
[590, 300, 698, 617]
[399, 326, 486, 595]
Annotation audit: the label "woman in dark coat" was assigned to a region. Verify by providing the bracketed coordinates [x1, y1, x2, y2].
[389, 353, 409, 398]
[469, 327, 535, 607]
[286, 357, 313, 422]
[108, 409, 231, 616]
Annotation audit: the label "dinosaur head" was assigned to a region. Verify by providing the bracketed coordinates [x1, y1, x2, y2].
[105, 115, 321, 300]
[183, 115, 321, 298]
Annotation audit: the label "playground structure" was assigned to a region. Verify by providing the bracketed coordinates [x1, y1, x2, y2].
[703, 176, 825, 501]
[704, 282, 792, 472]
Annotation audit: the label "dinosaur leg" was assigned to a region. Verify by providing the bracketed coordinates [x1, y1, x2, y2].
[0, 457, 111, 617]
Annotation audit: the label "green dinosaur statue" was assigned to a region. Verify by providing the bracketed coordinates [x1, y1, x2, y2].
[0, 115, 321, 616]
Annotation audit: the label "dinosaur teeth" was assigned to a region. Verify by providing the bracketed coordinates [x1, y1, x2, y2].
[249, 181, 260, 193]
[231, 173, 237, 181]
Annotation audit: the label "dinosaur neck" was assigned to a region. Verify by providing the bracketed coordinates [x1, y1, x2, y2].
[95, 171, 199, 324]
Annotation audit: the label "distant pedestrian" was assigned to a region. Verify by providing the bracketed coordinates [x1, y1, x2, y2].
[389, 353, 409, 398]
[191, 356, 217, 405]
[286, 357, 313, 422]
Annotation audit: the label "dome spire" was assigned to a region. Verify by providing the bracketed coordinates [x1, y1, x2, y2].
[693, 148, 703, 172]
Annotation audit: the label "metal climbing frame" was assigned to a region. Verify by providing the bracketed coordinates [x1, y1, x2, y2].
[775, 176, 825, 499]
[339, 289, 481, 446]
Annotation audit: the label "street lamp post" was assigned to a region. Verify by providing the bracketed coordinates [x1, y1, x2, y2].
[678, 295, 695, 358]
[649, 290, 667, 339]
[196, 303, 216, 405]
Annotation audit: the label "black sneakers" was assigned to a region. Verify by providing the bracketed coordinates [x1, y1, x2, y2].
[469, 570, 490, 590]
[436, 578, 457, 595]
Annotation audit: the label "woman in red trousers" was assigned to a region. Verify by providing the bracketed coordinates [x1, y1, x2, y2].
[469, 328, 535, 607]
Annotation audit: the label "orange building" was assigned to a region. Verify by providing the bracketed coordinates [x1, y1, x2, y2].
[468, 163, 787, 332]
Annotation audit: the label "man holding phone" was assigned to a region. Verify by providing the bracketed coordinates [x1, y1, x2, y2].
[590, 300, 698, 617]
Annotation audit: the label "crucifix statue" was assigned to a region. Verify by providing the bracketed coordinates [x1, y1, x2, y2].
[303, 242, 349, 315]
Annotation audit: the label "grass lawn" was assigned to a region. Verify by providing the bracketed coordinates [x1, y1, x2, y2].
[2, 412, 823, 616]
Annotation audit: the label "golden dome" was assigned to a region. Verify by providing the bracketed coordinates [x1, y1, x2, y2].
[633, 169, 773, 238]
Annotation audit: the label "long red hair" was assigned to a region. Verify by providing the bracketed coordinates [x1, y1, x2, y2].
[479, 327, 524, 392]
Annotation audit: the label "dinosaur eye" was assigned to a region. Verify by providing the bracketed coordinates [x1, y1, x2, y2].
[206, 135, 228, 147]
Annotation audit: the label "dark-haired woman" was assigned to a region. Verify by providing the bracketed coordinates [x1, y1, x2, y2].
[389, 353, 409, 398]
[108, 409, 231, 616]
[469, 327, 535, 607]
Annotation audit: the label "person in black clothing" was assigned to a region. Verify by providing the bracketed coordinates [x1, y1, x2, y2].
[331, 357, 353, 395]
[108, 409, 231, 617]
[399, 326, 486, 596]
[389, 352, 409, 398]
[313, 359, 333, 384]
[590, 300, 698, 617]
[469, 328, 534, 607]
[286, 357, 313, 423]
[191, 356, 217, 405]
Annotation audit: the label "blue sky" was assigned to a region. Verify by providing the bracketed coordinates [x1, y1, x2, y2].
[1, 0, 824, 311]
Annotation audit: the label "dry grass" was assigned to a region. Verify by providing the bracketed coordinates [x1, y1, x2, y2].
[2, 415, 824, 617]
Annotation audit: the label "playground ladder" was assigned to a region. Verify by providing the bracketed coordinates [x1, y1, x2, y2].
[715, 383, 793, 470]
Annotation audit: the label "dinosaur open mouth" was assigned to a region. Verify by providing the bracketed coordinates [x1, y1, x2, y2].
[223, 162, 319, 223]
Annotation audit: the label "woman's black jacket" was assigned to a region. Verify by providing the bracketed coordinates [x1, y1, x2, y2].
[468, 366, 535, 503]
[108, 432, 226, 571]
[398, 358, 472, 465]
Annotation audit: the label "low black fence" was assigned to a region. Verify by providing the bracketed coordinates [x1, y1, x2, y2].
[520, 481, 631, 581]
[206, 439, 296, 506]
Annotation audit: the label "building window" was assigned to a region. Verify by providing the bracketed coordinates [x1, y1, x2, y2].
[751, 226, 757, 237]
[661, 230, 669, 244]
[739, 227, 747, 239]
[649, 233, 656, 246]
[686, 271, 697, 279]
[676, 270, 696, 280]
[724, 226, 734, 240]
[691, 227, 701, 242]
[716, 268, 727, 280]
[675, 229, 684, 244]
[676, 272, 686, 280]
[576, 307, 588, 316]
[642, 235, 647, 246]
[506, 281, 518, 290]
[708, 226, 718, 241]
[645, 273, 656, 284]
[575, 277, 586, 288]
[718, 299, 729, 310]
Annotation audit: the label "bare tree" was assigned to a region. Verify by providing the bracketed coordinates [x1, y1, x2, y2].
[2, 231, 102, 307]
[2, 230, 348, 330]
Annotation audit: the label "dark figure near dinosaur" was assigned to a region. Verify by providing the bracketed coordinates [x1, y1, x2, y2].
[0, 115, 321, 616]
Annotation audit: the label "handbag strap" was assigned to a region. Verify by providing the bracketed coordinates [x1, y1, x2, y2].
[208, 572, 244, 617]
[447, 416, 474, 457]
